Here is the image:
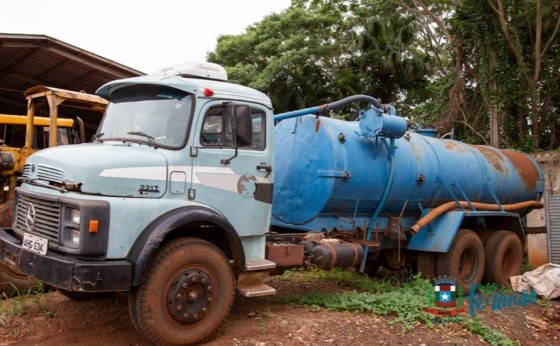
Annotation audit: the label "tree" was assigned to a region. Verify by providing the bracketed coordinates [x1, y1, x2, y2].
[208, 0, 431, 114]
[394, 0, 560, 150]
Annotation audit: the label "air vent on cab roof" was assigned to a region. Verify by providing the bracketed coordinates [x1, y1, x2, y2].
[162, 62, 228, 82]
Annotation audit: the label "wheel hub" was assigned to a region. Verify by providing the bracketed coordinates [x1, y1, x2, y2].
[167, 269, 213, 323]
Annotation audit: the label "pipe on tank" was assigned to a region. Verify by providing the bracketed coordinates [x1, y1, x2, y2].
[274, 95, 381, 122]
[410, 200, 545, 234]
[359, 137, 397, 273]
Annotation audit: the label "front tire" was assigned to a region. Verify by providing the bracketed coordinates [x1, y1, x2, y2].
[129, 238, 235, 345]
[437, 229, 485, 295]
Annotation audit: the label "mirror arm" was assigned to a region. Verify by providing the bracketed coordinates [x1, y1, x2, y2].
[220, 147, 238, 165]
[220, 104, 238, 165]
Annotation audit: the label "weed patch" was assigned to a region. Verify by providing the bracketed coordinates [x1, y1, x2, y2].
[462, 317, 514, 346]
[270, 270, 433, 331]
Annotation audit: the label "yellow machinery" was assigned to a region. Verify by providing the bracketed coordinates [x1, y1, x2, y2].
[0, 86, 107, 296]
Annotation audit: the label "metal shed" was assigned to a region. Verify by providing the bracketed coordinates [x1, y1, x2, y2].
[546, 190, 560, 264]
[0, 33, 144, 115]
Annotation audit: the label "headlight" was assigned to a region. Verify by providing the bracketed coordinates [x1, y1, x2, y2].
[71, 229, 80, 245]
[70, 209, 81, 224]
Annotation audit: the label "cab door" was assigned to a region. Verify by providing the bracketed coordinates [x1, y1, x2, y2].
[190, 101, 273, 246]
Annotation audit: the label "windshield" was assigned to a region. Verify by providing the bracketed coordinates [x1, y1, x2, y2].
[98, 85, 193, 148]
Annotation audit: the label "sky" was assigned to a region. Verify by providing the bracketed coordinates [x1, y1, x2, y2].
[0, 0, 292, 74]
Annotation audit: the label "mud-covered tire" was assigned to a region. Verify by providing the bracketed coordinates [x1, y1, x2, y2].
[129, 238, 235, 345]
[477, 229, 494, 246]
[0, 263, 38, 298]
[128, 288, 142, 334]
[437, 229, 484, 295]
[417, 252, 438, 280]
[482, 231, 523, 286]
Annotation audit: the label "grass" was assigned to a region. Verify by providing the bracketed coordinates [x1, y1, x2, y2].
[462, 317, 515, 346]
[269, 268, 434, 331]
[266, 268, 516, 344]
[0, 280, 46, 326]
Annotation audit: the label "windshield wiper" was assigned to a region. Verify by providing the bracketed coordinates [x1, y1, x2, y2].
[127, 131, 158, 148]
[92, 133, 104, 143]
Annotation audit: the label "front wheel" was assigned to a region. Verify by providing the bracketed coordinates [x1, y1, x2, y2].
[129, 238, 235, 345]
[437, 229, 485, 295]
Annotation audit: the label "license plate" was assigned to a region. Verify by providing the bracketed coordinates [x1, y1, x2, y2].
[22, 233, 48, 255]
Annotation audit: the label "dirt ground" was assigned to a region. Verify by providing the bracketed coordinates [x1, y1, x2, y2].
[1, 275, 559, 346]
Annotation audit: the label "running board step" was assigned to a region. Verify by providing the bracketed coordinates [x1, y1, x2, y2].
[237, 271, 276, 297]
[237, 284, 277, 297]
[245, 259, 276, 271]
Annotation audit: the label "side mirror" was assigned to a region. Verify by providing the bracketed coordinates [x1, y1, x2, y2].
[220, 104, 253, 165]
[235, 105, 252, 147]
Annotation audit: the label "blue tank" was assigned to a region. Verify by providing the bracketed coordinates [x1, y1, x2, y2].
[271, 113, 544, 231]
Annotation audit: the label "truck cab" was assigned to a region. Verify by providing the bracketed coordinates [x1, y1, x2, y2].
[0, 63, 275, 345]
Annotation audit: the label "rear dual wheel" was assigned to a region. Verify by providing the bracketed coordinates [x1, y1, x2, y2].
[418, 229, 524, 294]
[436, 229, 484, 295]
[483, 230, 523, 286]
[417, 252, 438, 280]
[129, 238, 235, 345]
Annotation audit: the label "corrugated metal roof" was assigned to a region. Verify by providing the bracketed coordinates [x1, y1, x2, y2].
[0, 33, 144, 115]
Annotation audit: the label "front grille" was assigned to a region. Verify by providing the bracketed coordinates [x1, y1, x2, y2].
[21, 163, 65, 183]
[22, 163, 32, 178]
[37, 164, 64, 183]
[15, 194, 61, 241]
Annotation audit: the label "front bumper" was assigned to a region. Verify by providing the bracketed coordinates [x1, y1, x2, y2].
[0, 230, 131, 292]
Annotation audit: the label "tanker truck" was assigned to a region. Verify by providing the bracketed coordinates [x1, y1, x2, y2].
[0, 62, 544, 345]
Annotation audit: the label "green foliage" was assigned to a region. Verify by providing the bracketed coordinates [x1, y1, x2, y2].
[270, 270, 434, 331]
[477, 282, 500, 295]
[269, 268, 523, 343]
[207, 0, 560, 150]
[208, 0, 431, 114]
[395, 0, 560, 150]
[0, 281, 46, 326]
[462, 317, 514, 346]
[536, 298, 550, 309]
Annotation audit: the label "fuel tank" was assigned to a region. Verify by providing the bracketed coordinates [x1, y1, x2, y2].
[271, 115, 544, 228]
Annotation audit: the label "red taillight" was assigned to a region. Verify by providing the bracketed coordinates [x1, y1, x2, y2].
[204, 88, 214, 97]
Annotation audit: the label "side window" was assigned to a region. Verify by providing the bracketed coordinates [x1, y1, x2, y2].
[200, 106, 266, 151]
[249, 109, 265, 150]
[200, 106, 232, 147]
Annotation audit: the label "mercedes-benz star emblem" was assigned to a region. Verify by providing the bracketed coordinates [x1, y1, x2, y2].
[26, 203, 36, 231]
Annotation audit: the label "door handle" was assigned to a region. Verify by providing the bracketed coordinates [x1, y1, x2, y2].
[256, 165, 272, 172]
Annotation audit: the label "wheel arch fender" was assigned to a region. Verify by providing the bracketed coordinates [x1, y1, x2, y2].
[127, 206, 245, 286]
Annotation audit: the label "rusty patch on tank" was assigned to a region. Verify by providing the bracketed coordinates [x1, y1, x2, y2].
[443, 140, 467, 153]
[444, 141, 458, 150]
[473, 145, 508, 174]
[315, 119, 321, 133]
[501, 150, 540, 190]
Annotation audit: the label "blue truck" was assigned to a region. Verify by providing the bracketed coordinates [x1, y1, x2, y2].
[0, 62, 544, 345]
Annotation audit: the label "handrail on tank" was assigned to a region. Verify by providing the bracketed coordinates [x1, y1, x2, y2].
[274, 95, 381, 122]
